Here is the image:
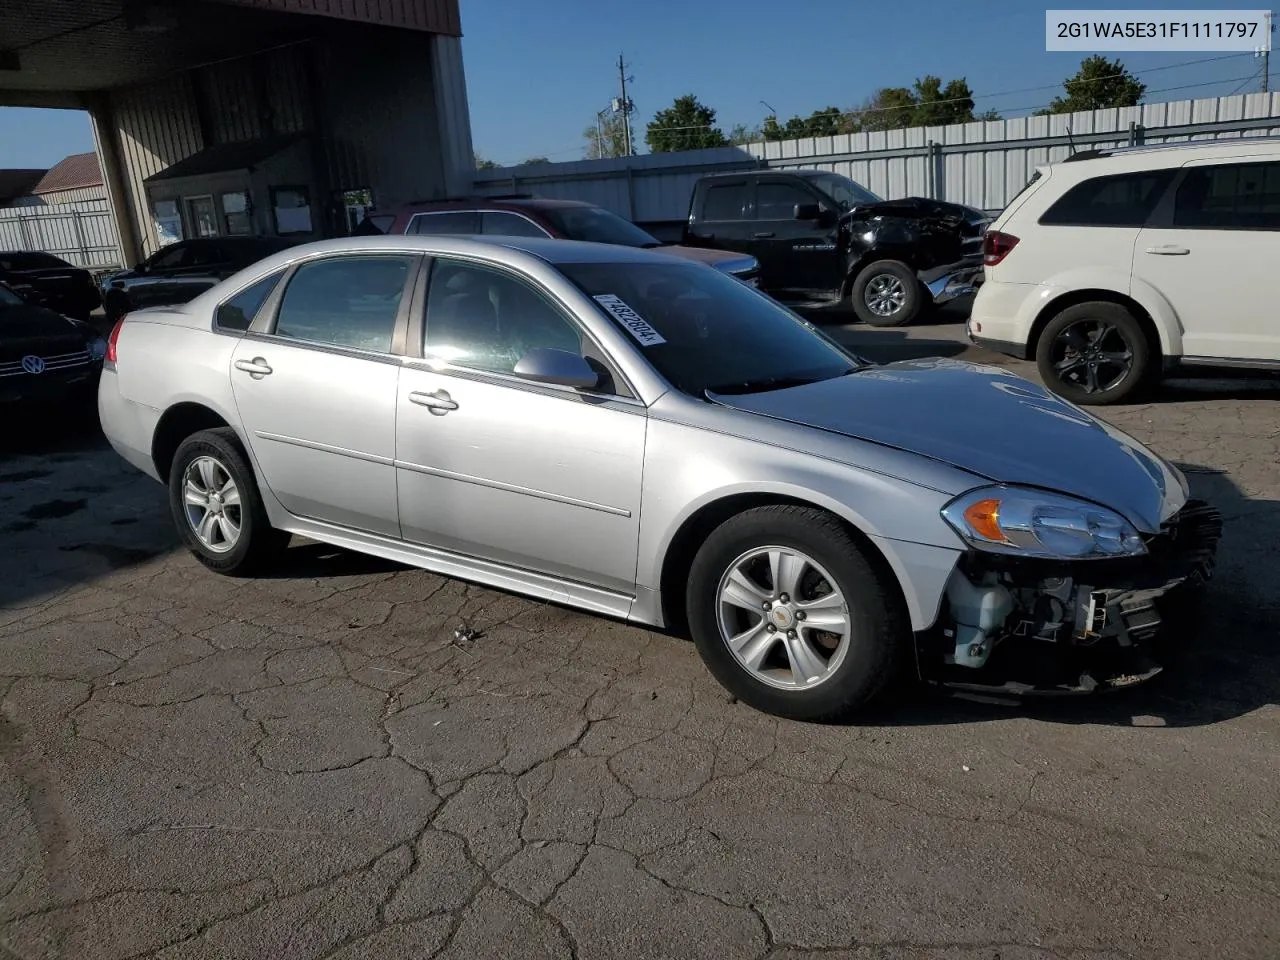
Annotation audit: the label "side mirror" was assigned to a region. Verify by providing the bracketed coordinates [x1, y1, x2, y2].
[793, 202, 822, 221]
[512, 348, 600, 390]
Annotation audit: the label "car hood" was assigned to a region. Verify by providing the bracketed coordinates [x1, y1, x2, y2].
[0, 303, 94, 360]
[848, 196, 988, 225]
[656, 245, 758, 273]
[710, 358, 1185, 534]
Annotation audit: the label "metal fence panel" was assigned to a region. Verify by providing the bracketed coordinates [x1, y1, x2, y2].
[0, 207, 123, 270]
[474, 92, 1280, 223]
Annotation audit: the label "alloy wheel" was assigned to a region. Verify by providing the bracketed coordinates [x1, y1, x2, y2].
[1050, 318, 1134, 394]
[715, 545, 853, 691]
[182, 456, 242, 553]
[864, 274, 906, 317]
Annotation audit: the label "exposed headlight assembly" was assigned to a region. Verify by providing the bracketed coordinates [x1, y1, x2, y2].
[941, 486, 1147, 560]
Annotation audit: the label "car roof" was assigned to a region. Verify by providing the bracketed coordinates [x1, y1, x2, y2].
[1050, 135, 1280, 173]
[234, 233, 692, 273]
[398, 197, 595, 214]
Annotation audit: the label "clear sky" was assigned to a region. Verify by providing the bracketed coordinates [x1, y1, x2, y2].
[0, 0, 1271, 169]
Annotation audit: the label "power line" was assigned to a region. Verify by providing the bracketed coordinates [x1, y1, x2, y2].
[488, 57, 1267, 166]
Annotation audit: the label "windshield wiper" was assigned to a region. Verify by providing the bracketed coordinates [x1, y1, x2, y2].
[704, 376, 823, 397]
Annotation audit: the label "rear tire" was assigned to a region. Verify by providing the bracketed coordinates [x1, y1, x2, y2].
[1036, 301, 1154, 406]
[685, 505, 909, 721]
[850, 260, 923, 327]
[168, 427, 288, 576]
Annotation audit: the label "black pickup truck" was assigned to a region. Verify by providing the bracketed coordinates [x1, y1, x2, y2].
[682, 169, 990, 326]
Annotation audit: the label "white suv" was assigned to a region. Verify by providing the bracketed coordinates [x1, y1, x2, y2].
[968, 137, 1280, 404]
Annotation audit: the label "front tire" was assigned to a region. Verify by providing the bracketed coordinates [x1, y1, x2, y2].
[686, 505, 909, 721]
[168, 427, 288, 575]
[850, 260, 923, 327]
[1036, 301, 1153, 406]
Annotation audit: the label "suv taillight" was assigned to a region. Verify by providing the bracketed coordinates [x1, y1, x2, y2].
[105, 316, 125, 364]
[982, 230, 1019, 267]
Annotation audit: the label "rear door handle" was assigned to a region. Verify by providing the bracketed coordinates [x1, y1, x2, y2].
[1144, 244, 1190, 256]
[752, 231, 775, 239]
[409, 390, 458, 415]
[233, 357, 272, 378]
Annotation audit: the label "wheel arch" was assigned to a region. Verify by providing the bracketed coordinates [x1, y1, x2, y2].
[657, 491, 916, 636]
[1027, 287, 1175, 363]
[151, 402, 243, 482]
[840, 248, 921, 300]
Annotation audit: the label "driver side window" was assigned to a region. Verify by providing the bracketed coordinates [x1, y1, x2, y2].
[423, 259, 584, 377]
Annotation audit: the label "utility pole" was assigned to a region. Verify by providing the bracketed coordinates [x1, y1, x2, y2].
[617, 52, 634, 157]
[1261, 11, 1273, 94]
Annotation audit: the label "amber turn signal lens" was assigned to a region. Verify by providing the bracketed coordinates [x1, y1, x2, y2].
[962, 497, 1007, 542]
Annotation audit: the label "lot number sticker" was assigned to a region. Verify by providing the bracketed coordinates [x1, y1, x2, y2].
[594, 294, 667, 346]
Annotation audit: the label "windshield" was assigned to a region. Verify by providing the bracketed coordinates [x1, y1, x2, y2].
[540, 206, 662, 248]
[0, 285, 24, 307]
[559, 260, 858, 396]
[808, 173, 881, 210]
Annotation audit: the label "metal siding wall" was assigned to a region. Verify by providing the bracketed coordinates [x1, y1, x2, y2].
[475, 92, 1280, 221]
[111, 75, 204, 256]
[211, 0, 461, 34]
[266, 45, 311, 134]
[201, 59, 262, 144]
[314, 34, 446, 207]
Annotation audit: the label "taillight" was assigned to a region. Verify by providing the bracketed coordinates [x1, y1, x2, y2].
[105, 316, 125, 363]
[982, 230, 1019, 267]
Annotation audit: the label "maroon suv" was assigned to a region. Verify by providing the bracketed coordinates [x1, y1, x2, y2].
[358, 197, 761, 285]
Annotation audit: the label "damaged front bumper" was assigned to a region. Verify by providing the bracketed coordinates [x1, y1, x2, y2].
[920, 258, 985, 306]
[919, 500, 1223, 698]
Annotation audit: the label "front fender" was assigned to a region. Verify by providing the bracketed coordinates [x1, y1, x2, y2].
[637, 412, 969, 632]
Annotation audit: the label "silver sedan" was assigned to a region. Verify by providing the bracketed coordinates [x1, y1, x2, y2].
[98, 235, 1221, 719]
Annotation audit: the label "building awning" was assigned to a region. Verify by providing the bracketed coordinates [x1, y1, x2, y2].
[144, 135, 306, 184]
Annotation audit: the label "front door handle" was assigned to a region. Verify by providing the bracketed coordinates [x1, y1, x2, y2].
[409, 390, 458, 415]
[234, 357, 272, 378]
[1144, 244, 1190, 256]
[752, 231, 775, 239]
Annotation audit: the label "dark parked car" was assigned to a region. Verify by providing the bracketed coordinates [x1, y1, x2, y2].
[0, 281, 105, 414]
[101, 236, 297, 321]
[0, 251, 102, 322]
[682, 170, 991, 326]
[358, 196, 761, 284]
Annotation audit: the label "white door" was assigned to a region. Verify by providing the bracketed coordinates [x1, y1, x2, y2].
[1133, 157, 1280, 361]
[395, 257, 646, 593]
[229, 253, 418, 538]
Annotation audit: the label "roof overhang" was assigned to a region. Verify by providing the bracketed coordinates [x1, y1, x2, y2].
[0, 0, 461, 107]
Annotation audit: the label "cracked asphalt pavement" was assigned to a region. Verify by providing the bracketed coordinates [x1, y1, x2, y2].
[2, 317, 1279, 959]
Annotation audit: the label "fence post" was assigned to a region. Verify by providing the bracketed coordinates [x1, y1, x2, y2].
[71, 212, 89, 267]
[626, 165, 636, 221]
[16, 214, 33, 251]
[929, 141, 945, 201]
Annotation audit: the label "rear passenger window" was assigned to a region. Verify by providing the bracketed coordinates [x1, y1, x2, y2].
[1039, 170, 1175, 227]
[410, 212, 479, 235]
[481, 211, 549, 238]
[1174, 162, 1280, 230]
[272, 256, 413, 353]
[216, 271, 283, 332]
[757, 181, 814, 219]
[702, 183, 749, 220]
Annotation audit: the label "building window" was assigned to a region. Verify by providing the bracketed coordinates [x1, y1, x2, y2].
[153, 200, 184, 245]
[221, 191, 252, 235]
[185, 195, 219, 238]
[271, 185, 313, 235]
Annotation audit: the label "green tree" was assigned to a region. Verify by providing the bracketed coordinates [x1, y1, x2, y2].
[727, 122, 762, 145]
[584, 113, 630, 159]
[646, 95, 729, 152]
[1039, 56, 1146, 114]
[848, 87, 916, 132]
[474, 152, 499, 170]
[762, 106, 853, 141]
[519, 156, 550, 165]
[912, 76, 976, 126]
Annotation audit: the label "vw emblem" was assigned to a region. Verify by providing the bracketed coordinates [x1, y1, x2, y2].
[21, 355, 46, 375]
